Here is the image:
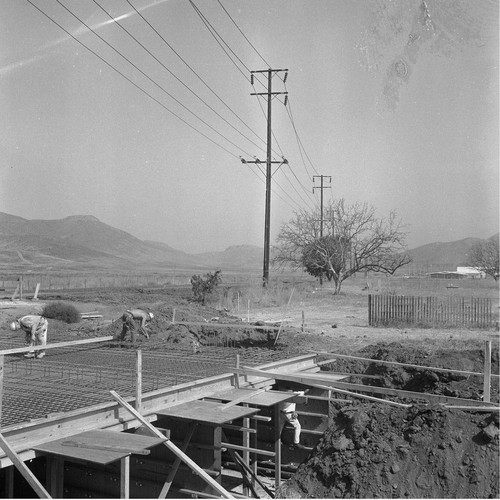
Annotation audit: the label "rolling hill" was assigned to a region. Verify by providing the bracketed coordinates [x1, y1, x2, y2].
[0, 212, 496, 274]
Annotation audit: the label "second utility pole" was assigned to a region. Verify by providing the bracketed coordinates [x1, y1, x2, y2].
[242, 68, 288, 286]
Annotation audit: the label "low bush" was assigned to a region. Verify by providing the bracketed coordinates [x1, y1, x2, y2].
[191, 270, 222, 305]
[42, 302, 81, 323]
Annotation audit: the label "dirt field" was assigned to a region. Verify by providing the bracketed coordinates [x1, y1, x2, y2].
[1, 279, 498, 498]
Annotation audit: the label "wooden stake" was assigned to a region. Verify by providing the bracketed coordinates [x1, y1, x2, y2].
[109, 390, 234, 499]
[234, 354, 240, 389]
[483, 340, 492, 403]
[0, 355, 3, 430]
[135, 350, 142, 412]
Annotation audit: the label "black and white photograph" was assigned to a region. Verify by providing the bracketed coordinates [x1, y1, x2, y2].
[0, 1, 498, 498]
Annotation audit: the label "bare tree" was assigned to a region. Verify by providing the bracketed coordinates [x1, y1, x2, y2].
[467, 238, 499, 281]
[273, 199, 411, 294]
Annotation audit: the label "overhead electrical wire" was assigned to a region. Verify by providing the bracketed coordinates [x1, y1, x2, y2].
[123, 0, 270, 153]
[25, 0, 245, 160]
[50, 0, 256, 159]
[188, 0, 314, 211]
[90, 0, 267, 156]
[216, 0, 271, 68]
[208, 0, 320, 209]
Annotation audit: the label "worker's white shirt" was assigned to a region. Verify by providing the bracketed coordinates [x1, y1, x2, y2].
[19, 315, 47, 333]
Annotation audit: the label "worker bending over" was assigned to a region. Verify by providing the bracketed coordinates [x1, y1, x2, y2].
[119, 308, 154, 342]
[10, 315, 48, 359]
[279, 387, 307, 450]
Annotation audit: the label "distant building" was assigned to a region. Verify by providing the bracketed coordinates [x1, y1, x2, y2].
[456, 266, 486, 279]
[428, 271, 466, 279]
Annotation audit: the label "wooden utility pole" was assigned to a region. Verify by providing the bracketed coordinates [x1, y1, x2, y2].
[241, 68, 288, 286]
[313, 175, 331, 239]
[313, 175, 331, 285]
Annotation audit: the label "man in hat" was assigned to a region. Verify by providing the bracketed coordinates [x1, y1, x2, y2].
[10, 314, 48, 359]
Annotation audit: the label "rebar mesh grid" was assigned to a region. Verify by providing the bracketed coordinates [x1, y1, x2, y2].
[1, 344, 294, 428]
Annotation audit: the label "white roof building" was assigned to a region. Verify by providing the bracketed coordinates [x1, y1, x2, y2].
[456, 266, 486, 278]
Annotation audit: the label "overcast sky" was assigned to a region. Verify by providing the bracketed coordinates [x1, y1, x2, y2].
[1, 0, 498, 253]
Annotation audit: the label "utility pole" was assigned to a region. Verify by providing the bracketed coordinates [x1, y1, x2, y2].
[312, 175, 332, 239]
[241, 68, 288, 286]
[313, 175, 331, 286]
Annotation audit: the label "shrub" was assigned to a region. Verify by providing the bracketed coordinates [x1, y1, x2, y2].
[191, 270, 222, 305]
[42, 302, 81, 323]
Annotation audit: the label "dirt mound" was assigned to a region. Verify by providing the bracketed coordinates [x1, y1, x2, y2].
[277, 403, 499, 498]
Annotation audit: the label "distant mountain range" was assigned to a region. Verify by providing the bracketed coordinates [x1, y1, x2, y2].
[0, 212, 496, 274]
[0, 212, 261, 273]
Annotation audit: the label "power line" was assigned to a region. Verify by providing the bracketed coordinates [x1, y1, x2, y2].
[216, 0, 271, 68]
[123, 0, 270, 154]
[91, 0, 267, 156]
[188, 0, 251, 79]
[25, 0, 244, 159]
[51, 0, 255, 158]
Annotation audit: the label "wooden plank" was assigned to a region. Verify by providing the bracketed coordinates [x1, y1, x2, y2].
[60, 440, 150, 455]
[210, 388, 296, 407]
[33, 429, 164, 465]
[157, 399, 259, 424]
[303, 382, 411, 408]
[444, 405, 500, 412]
[0, 432, 51, 498]
[220, 442, 275, 457]
[110, 390, 235, 499]
[0, 336, 114, 356]
[219, 387, 268, 410]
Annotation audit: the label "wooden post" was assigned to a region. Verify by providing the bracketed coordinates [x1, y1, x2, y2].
[5, 467, 14, 498]
[109, 390, 234, 499]
[135, 350, 142, 412]
[234, 354, 240, 389]
[172, 308, 176, 324]
[0, 355, 3, 430]
[32, 283, 41, 301]
[242, 409, 250, 496]
[247, 300, 250, 323]
[0, 433, 52, 498]
[301, 311, 305, 332]
[120, 456, 130, 499]
[483, 340, 492, 403]
[46, 456, 64, 498]
[274, 403, 282, 489]
[19, 276, 23, 301]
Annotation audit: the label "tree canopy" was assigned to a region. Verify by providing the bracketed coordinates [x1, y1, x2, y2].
[467, 238, 499, 281]
[273, 199, 411, 293]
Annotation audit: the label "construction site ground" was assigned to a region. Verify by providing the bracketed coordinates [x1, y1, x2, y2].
[0, 282, 499, 498]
